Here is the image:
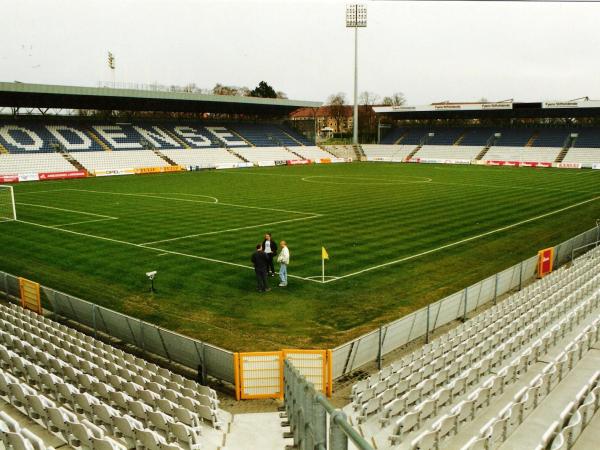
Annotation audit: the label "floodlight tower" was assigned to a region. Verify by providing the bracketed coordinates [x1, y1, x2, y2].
[346, 4, 367, 145]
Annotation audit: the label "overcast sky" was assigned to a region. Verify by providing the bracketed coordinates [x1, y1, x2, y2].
[2, 0, 600, 105]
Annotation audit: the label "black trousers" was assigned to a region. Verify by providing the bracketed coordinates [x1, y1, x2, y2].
[266, 253, 275, 274]
[255, 269, 268, 291]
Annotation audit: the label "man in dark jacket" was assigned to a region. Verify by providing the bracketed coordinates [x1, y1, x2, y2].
[262, 233, 278, 277]
[251, 244, 270, 292]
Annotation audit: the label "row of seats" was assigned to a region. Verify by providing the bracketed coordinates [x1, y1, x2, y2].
[70, 151, 170, 172]
[0, 122, 312, 153]
[380, 127, 600, 148]
[361, 145, 415, 160]
[463, 326, 600, 449]
[535, 373, 600, 450]
[234, 146, 296, 163]
[0, 153, 77, 175]
[160, 148, 243, 168]
[482, 147, 562, 163]
[350, 259, 596, 406]
[0, 301, 227, 449]
[416, 145, 481, 161]
[290, 146, 333, 160]
[345, 245, 600, 449]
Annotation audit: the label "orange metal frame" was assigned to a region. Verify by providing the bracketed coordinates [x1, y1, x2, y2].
[233, 349, 333, 401]
[18, 277, 41, 314]
[234, 351, 284, 400]
[537, 247, 555, 278]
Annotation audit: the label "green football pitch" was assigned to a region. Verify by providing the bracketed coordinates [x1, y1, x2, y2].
[1, 163, 599, 350]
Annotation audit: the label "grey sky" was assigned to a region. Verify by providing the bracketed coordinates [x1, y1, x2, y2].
[2, 0, 599, 104]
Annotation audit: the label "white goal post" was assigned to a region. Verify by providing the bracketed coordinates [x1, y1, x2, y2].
[0, 185, 16, 221]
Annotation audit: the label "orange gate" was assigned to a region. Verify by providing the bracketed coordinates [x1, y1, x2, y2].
[234, 349, 332, 400]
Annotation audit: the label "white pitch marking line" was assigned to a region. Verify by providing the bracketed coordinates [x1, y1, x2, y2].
[301, 175, 432, 185]
[15, 188, 71, 195]
[16, 202, 118, 219]
[51, 217, 118, 228]
[139, 214, 321, 246]
[63, 189, 317, 216]
[323, 196, 600, 283]
[14, 218, 322, 283]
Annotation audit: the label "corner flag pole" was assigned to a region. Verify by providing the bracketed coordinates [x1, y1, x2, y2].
[321, 246, 329, 283]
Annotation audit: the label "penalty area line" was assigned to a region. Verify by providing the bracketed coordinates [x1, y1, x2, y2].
[324, 196, 600, 283]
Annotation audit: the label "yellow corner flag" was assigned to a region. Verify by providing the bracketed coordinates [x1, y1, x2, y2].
[322, 246, 329, 260]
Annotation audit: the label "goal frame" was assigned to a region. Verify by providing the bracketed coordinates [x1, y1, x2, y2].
[0, 185, 16, 221]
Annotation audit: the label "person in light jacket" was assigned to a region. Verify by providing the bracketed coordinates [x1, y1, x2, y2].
[277, 241, 290, 287]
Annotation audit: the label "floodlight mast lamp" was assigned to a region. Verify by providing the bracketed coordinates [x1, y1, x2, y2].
[346, 4, 367, 145]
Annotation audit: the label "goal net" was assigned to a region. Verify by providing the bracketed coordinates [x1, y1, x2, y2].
[0, 185, 16, 221]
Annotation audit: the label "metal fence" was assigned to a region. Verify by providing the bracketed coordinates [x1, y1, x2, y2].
[283, 359, 373, 450]
[0, 271, 235, 385]
[331, 226, 600, 379]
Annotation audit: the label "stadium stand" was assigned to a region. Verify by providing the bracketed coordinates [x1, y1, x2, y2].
[229, 123, 298, 147]
[573, 128, 600, 148]
[415, 145, 482, 161]
[161, 148, 244, 168]
[426, 129, 465, 146]
[531, 129, 570, 148]
[379, 128, 406, 145]
[345, 245, 600, 450]
[290, 146, 334, 160]
[70, 150, 170, 172]
[0, 153, 77, 175]
[362, 145, 417, 160]
[562, 148, 600, 166]
[482, 146, 562, 164]
[459, 128, 495, 147]
[0, 300, 229, 449]
[234, 146, 296, 163]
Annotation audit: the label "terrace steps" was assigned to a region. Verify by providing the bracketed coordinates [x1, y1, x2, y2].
[86, 128, 112, 152]
[228, 128, 255, 147]
[226, 147, 249, 162]
[394, 131, 409, 145]
[453, 131, 468, 146]
[556, 136, 576, 163]
[280, 129, 305, 146]
[475, 146, 491, 160]
[405, 145, 422, 161]
[287, 147, 305, 160]
[525, 132, 539, 147]
[162, 128, 191, 149]
[152, 148, 178, 166]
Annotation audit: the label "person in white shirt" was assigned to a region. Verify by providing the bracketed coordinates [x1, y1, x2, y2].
[262, 233, 277, 277]
[277, 241, 290, 287]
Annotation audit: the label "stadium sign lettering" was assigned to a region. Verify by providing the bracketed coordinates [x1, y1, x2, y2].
[0, 175, 19, 183]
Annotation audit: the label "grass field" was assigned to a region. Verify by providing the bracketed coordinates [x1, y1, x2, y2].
[1, 163, 599, 350]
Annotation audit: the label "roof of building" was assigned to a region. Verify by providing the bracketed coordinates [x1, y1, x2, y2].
[0, 82, 321, 115]
[373, 100, 600, 120]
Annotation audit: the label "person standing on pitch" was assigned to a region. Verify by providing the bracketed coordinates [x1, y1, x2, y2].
[262, 233, 278, 277]
[277, 241, 290, 287]
[251, 244, 270, 292]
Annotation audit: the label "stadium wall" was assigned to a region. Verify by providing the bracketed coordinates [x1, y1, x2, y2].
[331, 225, 600, 379]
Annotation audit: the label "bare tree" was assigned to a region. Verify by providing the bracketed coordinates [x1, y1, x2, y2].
[382, 92, 406, 106]
[327, 93, 347, 133]
[212, 83, 250, 96]
[358, 91, 380, 139]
